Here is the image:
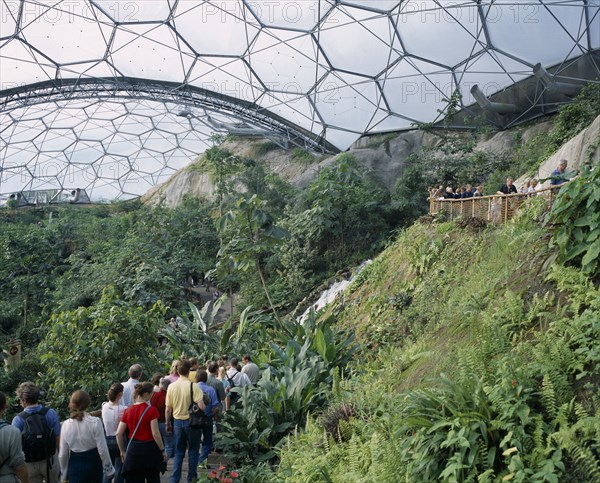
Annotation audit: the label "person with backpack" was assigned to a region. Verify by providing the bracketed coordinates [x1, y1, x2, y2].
[195, 370, 218, 469]
[11, 382, 60, 483]
[225, 358, 251, 406]
[0, 391, 30, 483]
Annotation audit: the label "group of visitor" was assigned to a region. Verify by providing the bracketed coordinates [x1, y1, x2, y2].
[428, 160, 570, 201]
[429, 183, 484, 199]
[0, 354, 261, 483]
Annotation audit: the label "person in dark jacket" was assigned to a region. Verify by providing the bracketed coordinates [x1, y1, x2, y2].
[497, 177, 517, 195]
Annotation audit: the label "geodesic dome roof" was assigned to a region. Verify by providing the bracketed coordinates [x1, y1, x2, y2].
[1, 1, 599, 200]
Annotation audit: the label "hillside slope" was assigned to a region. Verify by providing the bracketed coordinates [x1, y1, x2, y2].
[276, 191, 600, 482]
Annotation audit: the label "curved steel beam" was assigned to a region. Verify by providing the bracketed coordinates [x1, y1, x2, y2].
[0, 77, 340, 154]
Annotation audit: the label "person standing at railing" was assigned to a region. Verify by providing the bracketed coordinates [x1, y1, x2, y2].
[497, 177, 518, 195]
[528, 179, 540, 194]
[443, 187, 456, 199]
[462, 184, 474, 198]
[550, 160, 569, 186]
[473, 185, 484, 197]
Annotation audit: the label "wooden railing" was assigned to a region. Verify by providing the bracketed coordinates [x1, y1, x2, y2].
[428, 185, 561, 224]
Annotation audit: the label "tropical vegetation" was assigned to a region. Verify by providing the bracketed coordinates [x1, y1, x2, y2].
[0, 84, 598, 482]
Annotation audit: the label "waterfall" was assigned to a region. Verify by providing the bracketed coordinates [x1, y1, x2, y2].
[299, 260, 372, 324]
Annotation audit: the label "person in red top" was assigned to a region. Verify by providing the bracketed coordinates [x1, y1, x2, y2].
[116, 382, 166, 483]
[150, 377, 173, 459]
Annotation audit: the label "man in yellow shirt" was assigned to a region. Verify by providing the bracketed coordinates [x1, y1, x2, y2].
[165, 359, 205, 483]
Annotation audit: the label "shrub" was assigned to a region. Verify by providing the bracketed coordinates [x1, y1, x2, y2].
[38, 288, 166, 412]
[547, 164, 600, 277]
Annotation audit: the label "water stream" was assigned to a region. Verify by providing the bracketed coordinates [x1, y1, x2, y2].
[299, 260, 372, 324]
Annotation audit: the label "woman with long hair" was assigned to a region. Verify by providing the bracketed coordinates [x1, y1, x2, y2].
[101, 383, 125, 483]
[58, 390, 114, 483]
[116, 382, 166, 483]
[165, 360, 180, 383]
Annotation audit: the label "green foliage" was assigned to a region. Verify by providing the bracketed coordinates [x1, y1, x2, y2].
[276, 154, 392, 299]
[214, 194, 290, 316]
[0, 221, 65, 333]
[548, 83, 600, 153]
[237, 162, 298, 217]
[217, 313, 357, 467]
[253, 141, 281, 156]
[161, 298, 225, 359]
[38, 288, 166, 412]
[276, 204, 600, 482]
[547, 164, 600, 277]
[364, 132, 397, 149]
[0, 356, 44, 420]
[291, 147, 316, 164]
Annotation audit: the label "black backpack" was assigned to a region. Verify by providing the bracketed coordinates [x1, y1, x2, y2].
[19, 407, 56, 462]
[227, 371, 239, 403]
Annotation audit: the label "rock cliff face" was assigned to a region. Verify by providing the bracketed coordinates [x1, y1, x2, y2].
[530, 114, 600, 187]
[142, 114, 598, 208]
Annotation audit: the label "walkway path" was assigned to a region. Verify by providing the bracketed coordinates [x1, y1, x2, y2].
[188, 284, 233, 324]
[159, 452, 231, 483]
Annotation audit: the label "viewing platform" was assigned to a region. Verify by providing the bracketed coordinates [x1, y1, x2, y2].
[428, 185, 561, 224]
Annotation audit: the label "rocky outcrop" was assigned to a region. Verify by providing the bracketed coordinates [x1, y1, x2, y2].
[142, 115, 597, 208]
[532, 114, 600, 187]
[142, 168, 216, 208]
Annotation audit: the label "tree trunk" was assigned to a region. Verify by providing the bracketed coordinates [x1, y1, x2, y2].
[256, 260, 280, 323]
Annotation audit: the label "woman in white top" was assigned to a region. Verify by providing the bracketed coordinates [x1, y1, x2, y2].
[59, 390, 114, 483]
[101, 383, 126, 483]
[519, 180, 530, 194]
[528, 178, 540, 194]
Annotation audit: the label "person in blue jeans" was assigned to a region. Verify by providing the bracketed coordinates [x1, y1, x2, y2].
[196, 370, 219, 467]
[165, 359, 205, 483]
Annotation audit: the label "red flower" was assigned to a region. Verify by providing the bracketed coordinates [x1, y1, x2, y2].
[230, 471, 239, 478]
[511, 380, 517, 387]
[219, 464, 226, 471]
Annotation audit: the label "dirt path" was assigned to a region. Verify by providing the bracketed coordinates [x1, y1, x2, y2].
[188, 285, 234, 324]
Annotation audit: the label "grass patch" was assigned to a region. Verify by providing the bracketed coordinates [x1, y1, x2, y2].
[253, 141, 281, 157]
[365, 132, 398, 149]
[291, 147, 317, 164]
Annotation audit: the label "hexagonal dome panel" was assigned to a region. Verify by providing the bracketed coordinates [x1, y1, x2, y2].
[319, 5, 402, 76]
[246, 0, 334, 31]
[173, 1, 260, 56]
[20, 1, 111, 66]
[249, 30, 327, 94]
[1, 0, 598, 200]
